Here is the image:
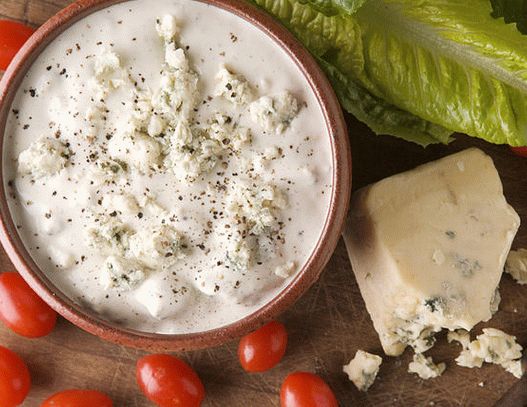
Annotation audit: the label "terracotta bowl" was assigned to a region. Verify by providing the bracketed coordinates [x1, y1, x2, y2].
[0, 0, 351, 351]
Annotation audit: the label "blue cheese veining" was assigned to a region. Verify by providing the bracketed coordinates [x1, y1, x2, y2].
[3, 1, 333, 333]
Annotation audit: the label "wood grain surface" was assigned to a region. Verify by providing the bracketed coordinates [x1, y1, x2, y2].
[1, 1, 526, 406]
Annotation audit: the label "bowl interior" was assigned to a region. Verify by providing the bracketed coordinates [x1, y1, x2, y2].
[0, 0, 351, 350]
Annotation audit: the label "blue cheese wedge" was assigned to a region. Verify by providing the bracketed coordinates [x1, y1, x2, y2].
[344, 148, 520, 356]
[343, 350, 382, 392]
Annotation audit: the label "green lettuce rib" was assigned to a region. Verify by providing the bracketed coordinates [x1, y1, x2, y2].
[252, 0, 527, 147]
[297, 0, 367, 15]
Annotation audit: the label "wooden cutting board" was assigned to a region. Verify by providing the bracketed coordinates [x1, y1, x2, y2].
[1, 1, 526, 406]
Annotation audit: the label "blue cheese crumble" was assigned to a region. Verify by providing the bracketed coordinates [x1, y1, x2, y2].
[102, 256, 145, 291]
[129, 224, 187, 268]
[408, 353, 446, 380]
[343, 350, 382, 392]
[454, 328, 524, 378]
[165, 121, 224, 181]
[155, 14, 178, 42]
[447, 329, 471, 349]
[215, 66, 254, 105]
[108, 131, 162, 174]
[249, 92, 299, 134]
[226, 183, 287, 235]
[85, 215, 131, 254]
[101, 193, 140, 216]
[223, 183, 288, 272]
[17, 136, 70, 178]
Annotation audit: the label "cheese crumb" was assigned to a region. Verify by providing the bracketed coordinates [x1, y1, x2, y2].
[165, 44, 189, 70]
[102, 193, 140, 216]
[129, 224, 187, 268]
[215, 67, 254, 105]
[455, 328, 524, 378]
[208, 113, 251, 151]
[226, 183, 287, 235]
[343, 350, 382, 392]
[94, 50, 121, 78]
[147, 115, 166, 138]
[85, 215, 131, 254]
[108, 132, 162, 174]
[166, 121, 223, 181]
[93, 50, 125, 89]
[447, 329, 471, 349]
[249, 92, 299, 134]
[102, 255, 145, 291]
[151, 46, 199, 122]
[91, 158, 128, 185]
[18, 136, 70, 178]
[408, 353, 446, 380]
[133, 276, 194, 320]
[156, 15, 179, 42]
[226, 238, 253, 273]
[505, 249, 527, 284]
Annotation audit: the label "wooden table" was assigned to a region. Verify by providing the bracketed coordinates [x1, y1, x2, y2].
[1, 1, 526, 406]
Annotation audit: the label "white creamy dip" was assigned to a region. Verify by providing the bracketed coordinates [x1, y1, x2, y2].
[3, 0, 333, 333]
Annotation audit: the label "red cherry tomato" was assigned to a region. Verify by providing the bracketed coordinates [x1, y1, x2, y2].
[511, 146, 527, 157]
[238, 321, 288, 372]
[0, 345, 31, 407]
[0, 272, 57, 338]
[41, 390, 112, 407]
[0, 20, 34, 70]
[136, 354, 205, 407]
[280, 372, 338, 407]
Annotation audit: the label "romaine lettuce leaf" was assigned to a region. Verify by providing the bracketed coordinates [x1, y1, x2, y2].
[298, 0, 367, 16]
[491, 0, 527, 34]
[252, 0, 527, 146]
[252, 0, 452, 146]
[320, 60, 453, 145]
